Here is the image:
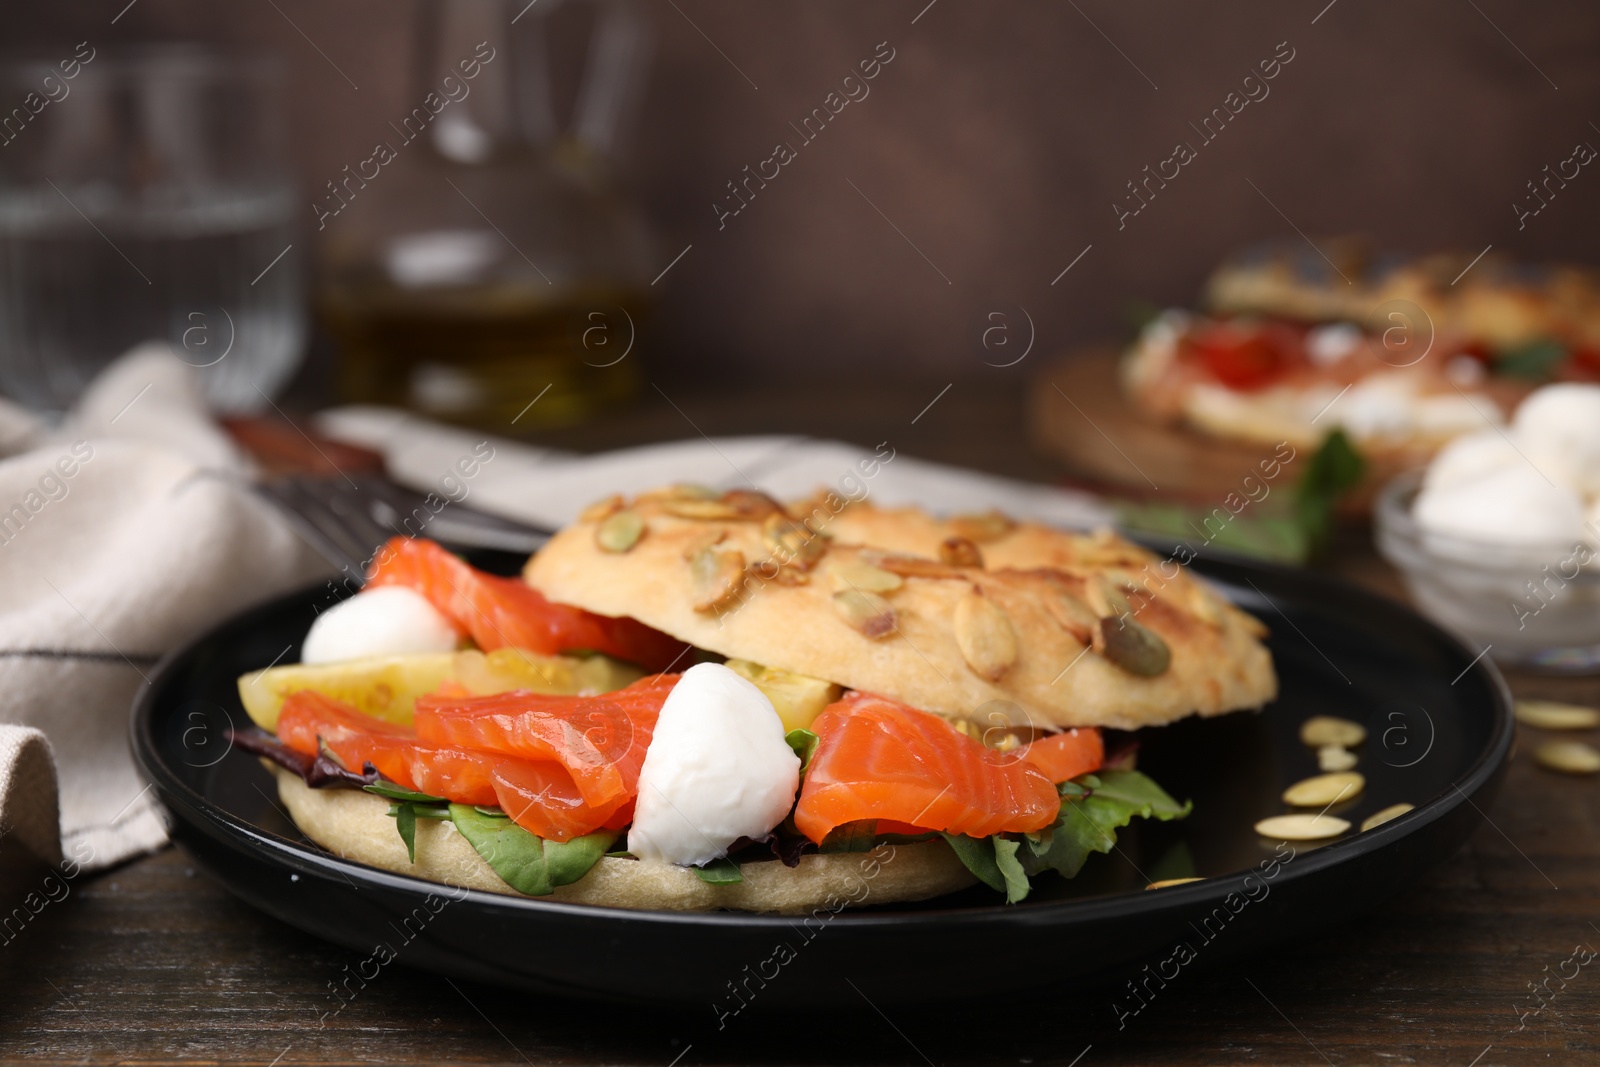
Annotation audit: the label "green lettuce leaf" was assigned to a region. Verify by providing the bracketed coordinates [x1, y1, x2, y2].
[940, 833, 1006, 892]
[1020, 770, 1192, 882]
[992, 837, 1031, 904]
[447, 804, 616, 896]
[1087, 769, 1192, 817]
[937, 834, 1030, 903]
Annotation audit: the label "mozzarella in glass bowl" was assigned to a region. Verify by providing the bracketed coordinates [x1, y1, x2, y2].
[1376, 384, 1600, 671]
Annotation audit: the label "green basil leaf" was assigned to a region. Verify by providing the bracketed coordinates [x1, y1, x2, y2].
[993, 837, 1031, 904]
[389, 803, 451, 820]
[786, 728, 820, 776]
[395, 803, 417, 863]
[691, 857, 744, 885]
[1294, 428, 1365, 556]
[447, 804, 615, 896]
[472, 805, 510, 818]
[1496, 338, 1566, 381]
[384, 801, 452, 864]
[365, 781, 448, 804]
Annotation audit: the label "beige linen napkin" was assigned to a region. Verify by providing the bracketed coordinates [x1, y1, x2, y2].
[0, 345, 326, 871]
[315, 406, 1117, 532]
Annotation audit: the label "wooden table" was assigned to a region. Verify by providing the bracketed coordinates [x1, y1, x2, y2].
[6, 381, 1597, 1066]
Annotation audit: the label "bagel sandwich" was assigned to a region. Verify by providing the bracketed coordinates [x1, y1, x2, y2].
[234, 487, 1277, 913]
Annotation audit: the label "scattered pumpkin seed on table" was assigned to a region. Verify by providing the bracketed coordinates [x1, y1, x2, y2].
[1534, 740, 1600, 775]
[1515, 700, 1600, 730]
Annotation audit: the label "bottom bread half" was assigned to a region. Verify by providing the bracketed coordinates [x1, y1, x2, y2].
[274, 768, 977, 915]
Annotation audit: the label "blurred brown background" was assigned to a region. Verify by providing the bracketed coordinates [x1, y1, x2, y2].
[7, 0, 1600, 387]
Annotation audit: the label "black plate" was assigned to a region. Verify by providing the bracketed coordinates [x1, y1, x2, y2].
[131, 551, 1512, 1006]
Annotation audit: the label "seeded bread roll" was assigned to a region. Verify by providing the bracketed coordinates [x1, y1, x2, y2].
[523, 491, 1276, 730]
[274, 769, 975, 914]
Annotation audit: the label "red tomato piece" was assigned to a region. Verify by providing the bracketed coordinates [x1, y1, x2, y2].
[1183, 321, 1297, 391]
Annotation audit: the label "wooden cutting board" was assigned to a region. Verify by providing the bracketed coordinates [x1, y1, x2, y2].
[1027, 346, 1401, 513]
[1027, 346, 1283, 501]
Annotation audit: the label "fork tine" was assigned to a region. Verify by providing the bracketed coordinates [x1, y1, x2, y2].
[259, 474, 553, 578]
[299, 480, 394, 574]
[259, 480, 374, 579]
[322, 483, 396, 550]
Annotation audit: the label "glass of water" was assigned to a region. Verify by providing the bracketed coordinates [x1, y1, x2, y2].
[0, 45, 304, 413]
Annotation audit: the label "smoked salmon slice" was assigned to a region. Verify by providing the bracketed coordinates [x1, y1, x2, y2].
[794, 692, 1061, 844]
[413, 674, 678, 808]
[278, 689, 500, 806]
[1020, 727, 1104, 783]
[277, 690, 625, 839]
[491, 762, 633, 841]
[366, 537, 688, 672]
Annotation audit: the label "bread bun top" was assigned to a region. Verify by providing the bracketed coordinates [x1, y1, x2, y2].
[523, 488, 1276, 731]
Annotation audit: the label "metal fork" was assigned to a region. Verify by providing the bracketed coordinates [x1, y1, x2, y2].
[257, 475, 550, 579]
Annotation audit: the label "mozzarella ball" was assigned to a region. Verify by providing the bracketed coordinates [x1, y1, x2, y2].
[1422, 429, 1525, 494]
[1511, 384, 1600, 496]
[301, 585, 460, 664]
[1415, 464, 1585, 547]
[629, 663, 801, 867]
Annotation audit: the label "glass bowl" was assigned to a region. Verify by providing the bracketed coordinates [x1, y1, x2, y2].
[1375, 471, 1600, 672]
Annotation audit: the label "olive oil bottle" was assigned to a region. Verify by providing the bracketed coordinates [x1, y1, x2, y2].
[315, 0, 653, 428]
